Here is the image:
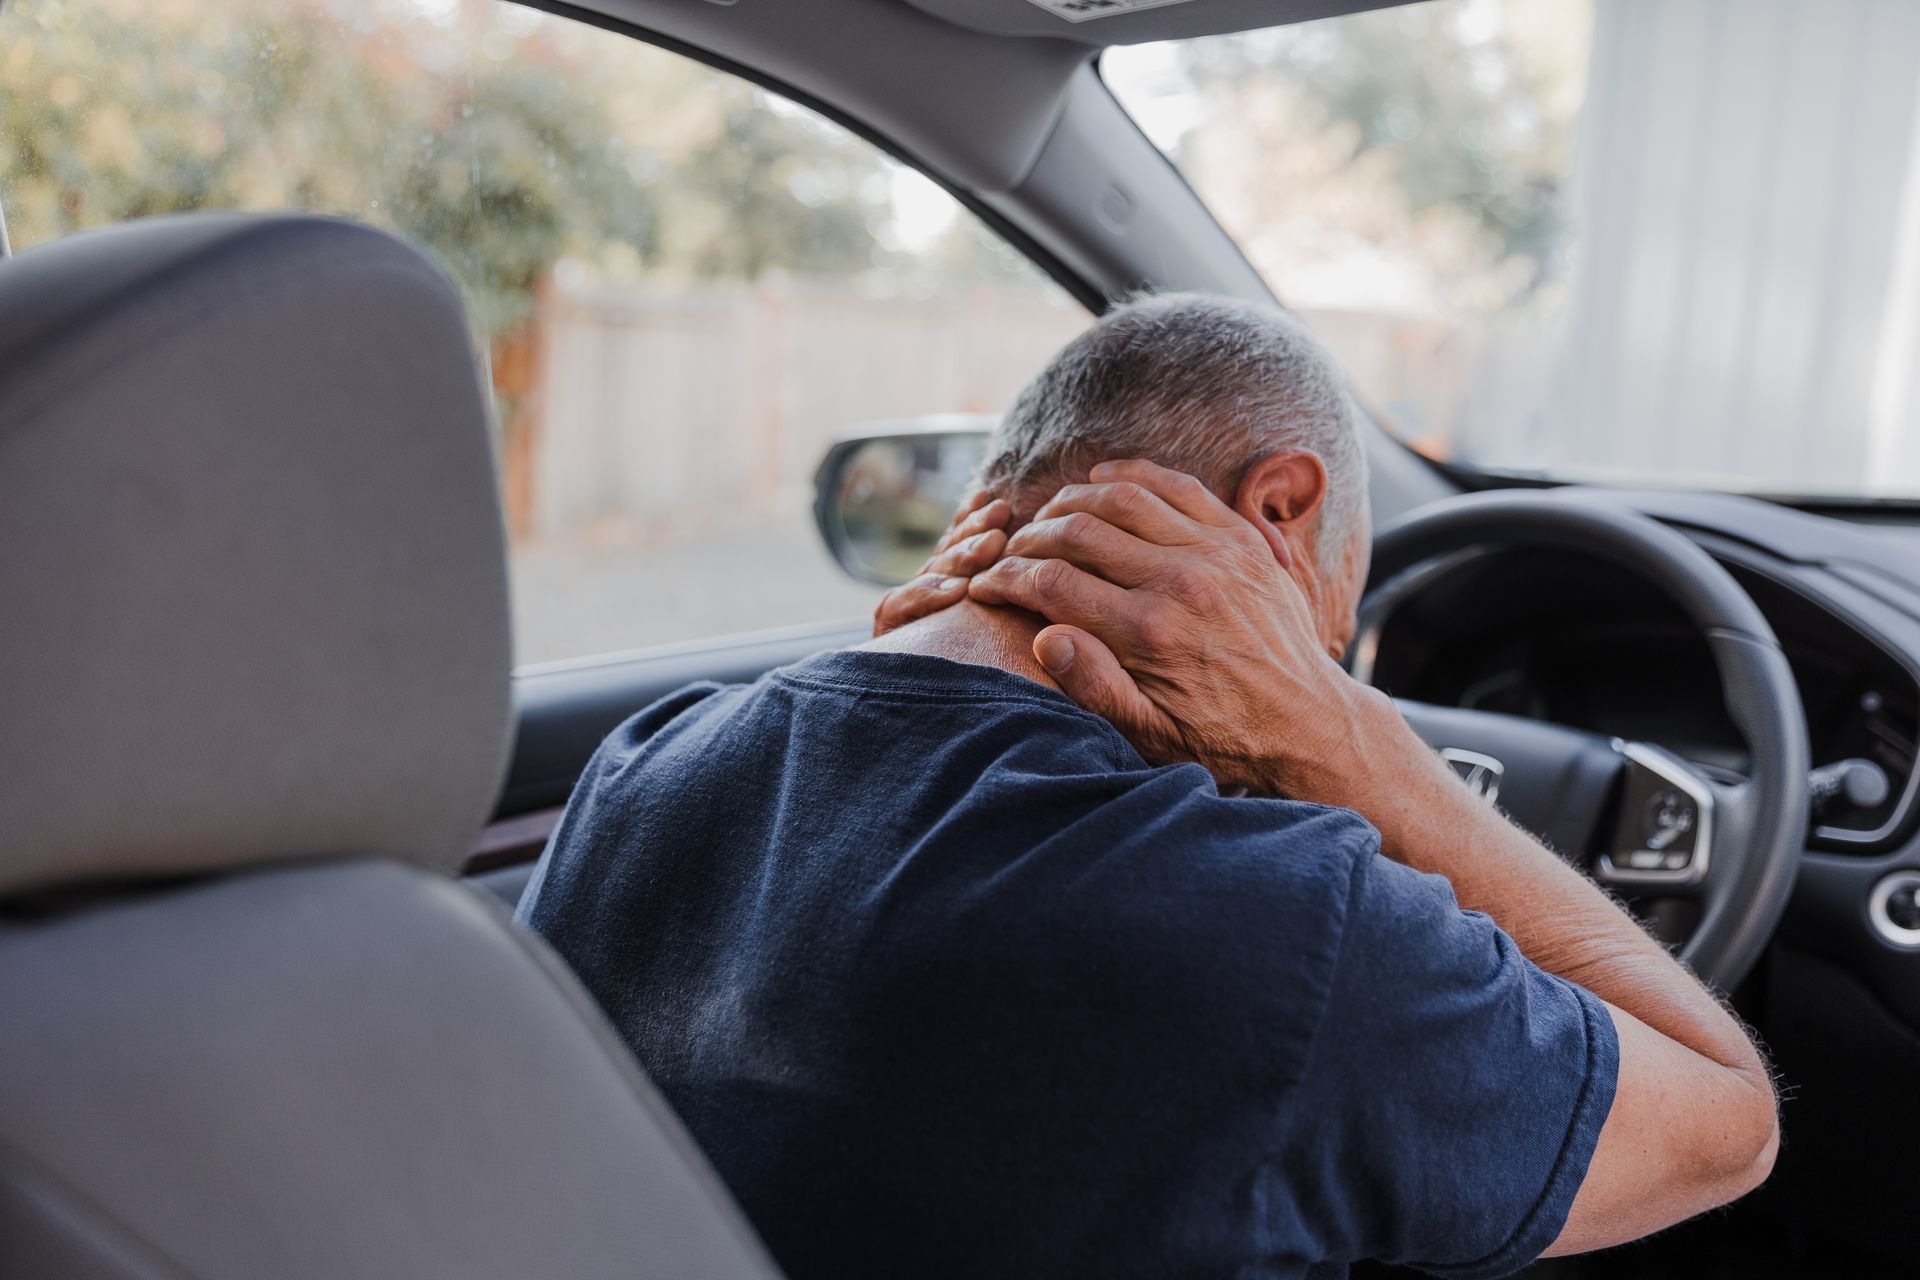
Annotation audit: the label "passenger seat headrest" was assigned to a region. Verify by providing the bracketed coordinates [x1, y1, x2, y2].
[0, 214, 511, 896]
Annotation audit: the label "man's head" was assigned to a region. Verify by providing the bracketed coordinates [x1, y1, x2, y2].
[976, 292, 1372, 656]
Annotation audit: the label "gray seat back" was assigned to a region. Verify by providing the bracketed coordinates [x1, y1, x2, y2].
[0, 214, 782, 1280]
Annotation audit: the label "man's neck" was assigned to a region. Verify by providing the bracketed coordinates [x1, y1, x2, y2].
[857, 600, 1059, 691]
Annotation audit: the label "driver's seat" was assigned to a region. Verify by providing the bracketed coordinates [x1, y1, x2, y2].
[0, 214, 783, 1280]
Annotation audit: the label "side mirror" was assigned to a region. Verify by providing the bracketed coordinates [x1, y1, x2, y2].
[813, 415, 995, 586]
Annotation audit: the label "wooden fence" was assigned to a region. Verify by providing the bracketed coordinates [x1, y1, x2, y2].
[515, 276, 1086, 546]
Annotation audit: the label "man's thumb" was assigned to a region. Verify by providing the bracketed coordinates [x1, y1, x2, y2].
[1033, 624, 1159, 739]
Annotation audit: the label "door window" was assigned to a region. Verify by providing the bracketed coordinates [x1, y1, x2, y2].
[1, 0, 1085, 665]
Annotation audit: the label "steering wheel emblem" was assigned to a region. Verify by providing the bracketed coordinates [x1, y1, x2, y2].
[1439, 748, 1505, 804]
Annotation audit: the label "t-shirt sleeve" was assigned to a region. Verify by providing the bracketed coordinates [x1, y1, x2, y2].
[1276, 849, 1619, 1278]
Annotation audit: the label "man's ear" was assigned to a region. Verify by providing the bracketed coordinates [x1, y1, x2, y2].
[1233, 450, 1329, 574]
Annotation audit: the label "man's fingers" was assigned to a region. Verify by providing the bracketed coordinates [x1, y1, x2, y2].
[1002, 512, 1165, 588]
[1088, 459, 1239, 527]
[924, 527, 1008, 578]
[952, 487, 994, 520]
[871, 502, 1011, 638]
[931, 496, 1010, 556]
[1032, 625, 1176, 760]
[1030, 480, 1198, 547]
[873, 572, 970, 637]
[969, 555, 1145, 655]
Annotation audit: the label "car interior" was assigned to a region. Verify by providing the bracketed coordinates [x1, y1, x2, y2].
[3, 0, 1919, 1277]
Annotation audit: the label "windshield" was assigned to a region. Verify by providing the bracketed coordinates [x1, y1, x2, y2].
[1105, 0, 1920, 501]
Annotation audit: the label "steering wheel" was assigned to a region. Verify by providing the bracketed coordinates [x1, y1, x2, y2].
[1360, 491, 1810, 991]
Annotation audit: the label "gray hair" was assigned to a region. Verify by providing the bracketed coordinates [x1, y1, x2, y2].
[981, 292, 1369, 573]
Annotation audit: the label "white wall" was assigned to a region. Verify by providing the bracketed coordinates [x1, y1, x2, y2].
[1476, 0, 1920, 496]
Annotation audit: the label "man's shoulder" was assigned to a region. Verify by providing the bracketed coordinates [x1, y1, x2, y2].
[1036, 766, 1383, 945]
[774, 648, 1121, 728]
[554, 649, 1129, 828]
[564, 644, 1385, 929]
[621, 648, 1140, 774]
[588, 646, 1382, 879]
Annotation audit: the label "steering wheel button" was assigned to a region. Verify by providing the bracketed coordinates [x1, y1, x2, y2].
[1660, 852, 1691, 871]
[1640, 788, 1698, 854]
[1627, 849, 1664, 869]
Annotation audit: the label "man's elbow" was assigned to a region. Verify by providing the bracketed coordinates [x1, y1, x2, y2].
[1731, 1090, 1781, 1198]
[1746, 1108, 1782, 1191]
[1704, 1071, 1780, 1206]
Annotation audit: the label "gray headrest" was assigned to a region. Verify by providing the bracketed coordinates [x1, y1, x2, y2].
[0, 214, 511, 896]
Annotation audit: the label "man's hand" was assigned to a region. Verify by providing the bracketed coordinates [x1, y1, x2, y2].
[967, 459, 1385, 801]
[871, 490, 1011, 637]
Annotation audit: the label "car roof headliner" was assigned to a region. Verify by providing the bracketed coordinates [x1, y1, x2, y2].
[903, 0, 1414, 46]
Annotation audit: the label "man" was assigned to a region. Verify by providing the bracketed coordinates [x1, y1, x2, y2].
[522, 294, 1777, 1279]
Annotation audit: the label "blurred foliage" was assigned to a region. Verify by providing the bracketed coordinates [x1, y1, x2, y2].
[0, 0, 1041, 339]
[1136, 0, 1589, 310]
[1194, 10, 1570, 265]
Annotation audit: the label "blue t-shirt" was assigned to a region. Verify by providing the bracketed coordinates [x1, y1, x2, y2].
[522, 650, 1617, 1280]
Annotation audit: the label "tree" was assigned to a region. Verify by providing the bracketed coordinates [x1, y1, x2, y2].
[1147, 0, 1589, 310]
[0, 0, 928, 327]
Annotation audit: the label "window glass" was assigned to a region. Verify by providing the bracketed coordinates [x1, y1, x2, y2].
[1107, 0, 1920, 500]
[1, 0, 1085, 664]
